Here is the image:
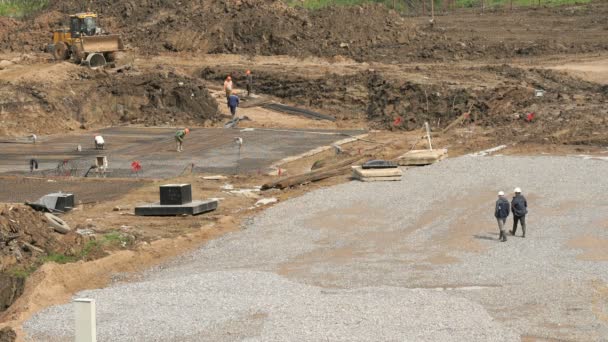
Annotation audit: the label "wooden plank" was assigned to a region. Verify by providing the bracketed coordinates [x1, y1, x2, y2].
[270, 133, 369, 169]
[262, 155, 366, 190]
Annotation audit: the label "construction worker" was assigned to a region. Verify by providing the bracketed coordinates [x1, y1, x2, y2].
[510, 187, 528, 237]
[223, 75, 233, 99]
[246, 70, 252, 96]
[175, 128, 190, 152]
[495, 191, 510, 242]
[228, 93, 240, 118]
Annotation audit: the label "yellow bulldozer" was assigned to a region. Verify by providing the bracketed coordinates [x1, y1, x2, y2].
[49, 12, 124, 68]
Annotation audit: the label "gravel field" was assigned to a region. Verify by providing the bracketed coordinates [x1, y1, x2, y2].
[25, 155, 608, 341]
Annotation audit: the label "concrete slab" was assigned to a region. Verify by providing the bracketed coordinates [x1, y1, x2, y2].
[134, 199, 218, 216]
[397, 148, 448, 166]
[0, 127, 365, 178]
[352, 166, 403, 178]
[354, 176, 402, 182]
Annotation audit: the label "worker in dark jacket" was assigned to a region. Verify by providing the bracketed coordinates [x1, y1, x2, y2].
[495, 191, 510, 242]
[510, 187, 528, 237]
[228, 94, 240, 118]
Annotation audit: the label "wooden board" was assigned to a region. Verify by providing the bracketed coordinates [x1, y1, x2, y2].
[397, 149, 447, 166]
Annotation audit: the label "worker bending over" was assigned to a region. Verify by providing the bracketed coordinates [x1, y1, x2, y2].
[94, 135, 105, 150]
[175, 128, 190, 152]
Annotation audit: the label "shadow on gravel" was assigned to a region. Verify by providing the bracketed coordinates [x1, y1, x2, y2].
[473, 234, 498, 241]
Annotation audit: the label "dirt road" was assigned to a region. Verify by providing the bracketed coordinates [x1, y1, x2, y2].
[548, 57, 608, 85]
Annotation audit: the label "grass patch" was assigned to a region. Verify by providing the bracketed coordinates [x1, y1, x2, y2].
[42, 253, 78, 264]
[0, 0, 48, 18]
[3, 231, 133, 281]
[7, 265, 38, 278]
[80, 231, 133, 259]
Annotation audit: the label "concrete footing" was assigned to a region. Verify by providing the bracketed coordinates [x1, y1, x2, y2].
[397, 149, 448, 166]
[135, 200, 218, 216]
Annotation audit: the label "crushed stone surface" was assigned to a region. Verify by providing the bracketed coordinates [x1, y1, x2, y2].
[25, 155, 608, 341]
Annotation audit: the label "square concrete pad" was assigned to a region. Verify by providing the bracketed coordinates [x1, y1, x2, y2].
[397, 149, 448, 166]
[135, 199, 218, 216]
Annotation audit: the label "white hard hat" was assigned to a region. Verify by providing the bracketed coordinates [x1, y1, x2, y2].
[498, 191, 505, 196]
[514, 187, 522, 193]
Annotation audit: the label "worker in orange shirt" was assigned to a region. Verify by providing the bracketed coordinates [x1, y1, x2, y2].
[223, 76, 233, 99]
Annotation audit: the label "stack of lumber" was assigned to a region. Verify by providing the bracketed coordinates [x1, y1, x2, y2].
[352, 166, 402, 182]
[397, 149, 447, 166]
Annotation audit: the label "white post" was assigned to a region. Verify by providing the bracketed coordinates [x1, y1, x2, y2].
[74, 298, 96, 342]
[424, 122, 433, 151]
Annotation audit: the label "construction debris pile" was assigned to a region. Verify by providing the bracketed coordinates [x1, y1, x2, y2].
[368, 67, 608, 145]
[0, 206, 82, 311]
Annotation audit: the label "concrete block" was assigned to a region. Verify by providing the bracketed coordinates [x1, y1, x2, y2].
[33, 192, 75, 212]
[397, 149, 447, 166]
[135, 200, 218, 216]
[352, 166, 403, 178]
[160, 184, 192, 205]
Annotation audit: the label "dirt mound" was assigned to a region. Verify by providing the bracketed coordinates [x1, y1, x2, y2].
[0, 327, 16, 342]
[0, 205, 83, 312]
[0, 12, 58, 53]
[0, 206, 81, 273]
[202, 63, 608, 145]
[96, 70, 221, 126]
[0, 17, 20, 33]
[0, 0, 595, 62]
[368, 66, 608, 144]
[74, 0, 416, 61]
[0, 65, 220, 137]
[201, 67, 367, 120]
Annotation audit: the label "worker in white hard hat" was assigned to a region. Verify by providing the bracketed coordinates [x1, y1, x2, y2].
[494, 191, 510, 242]
[510, 187, 528, 238]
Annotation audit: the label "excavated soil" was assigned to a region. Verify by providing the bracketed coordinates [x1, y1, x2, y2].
[201, 63, 608, 145]
[0, 0, 606, 63]
[0, 326, 15, 342]
[0, 0, 606, 141]
[0, 205, 82, 312]
[0, 62, 220, 137]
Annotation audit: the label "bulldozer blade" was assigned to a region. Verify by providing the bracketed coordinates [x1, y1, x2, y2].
[81, 35, 124, 53]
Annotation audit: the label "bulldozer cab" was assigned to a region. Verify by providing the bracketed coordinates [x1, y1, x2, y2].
[69, 12, 98, 38]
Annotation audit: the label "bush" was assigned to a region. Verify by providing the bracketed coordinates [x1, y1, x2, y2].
[0, 0, 49, 18]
